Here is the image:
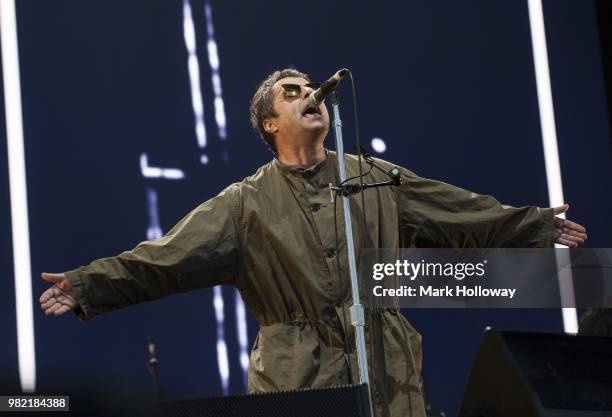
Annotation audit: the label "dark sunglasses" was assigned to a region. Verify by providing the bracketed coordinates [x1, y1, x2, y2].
[280, 82, 321, 97]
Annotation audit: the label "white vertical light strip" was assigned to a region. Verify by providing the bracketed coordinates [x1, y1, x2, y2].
[213, 286, 230, 394]
[145, 187, 163, 240]
[527, 0, 578, 333]
[0, 0, 36, 392]
[182, 0, 208, 156]
[234, 289, 249, 388]
[203, 1, 227, 140]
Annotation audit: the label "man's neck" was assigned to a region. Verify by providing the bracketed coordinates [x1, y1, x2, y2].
[277, 143, 326, 168]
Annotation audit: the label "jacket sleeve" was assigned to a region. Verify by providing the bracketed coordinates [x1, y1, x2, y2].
[65, 184, 242, 320]
[396, 168, 554, 248]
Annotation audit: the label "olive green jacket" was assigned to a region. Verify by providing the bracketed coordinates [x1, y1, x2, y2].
[65, 151, 554, 417]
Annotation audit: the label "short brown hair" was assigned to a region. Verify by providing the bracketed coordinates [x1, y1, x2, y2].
[249, 68, 309, 155]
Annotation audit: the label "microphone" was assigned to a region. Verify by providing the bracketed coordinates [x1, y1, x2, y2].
[307, 68, 349, 108]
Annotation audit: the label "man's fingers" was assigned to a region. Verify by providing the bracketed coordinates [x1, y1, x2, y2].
[555, 216, 588, 247]
[563, 219, 586, 234]
[55, 294, 77, 308]
[553, 204, 569, 215]
[39, 286, 63, 304]
[564, 229, 587, 240]
[39, 287, 55, 303]
[40, 272, 77, 316]
[54, 305, 71, 316]
[44, 303, 62, 316]
[41, 293, 76, 315]
[561, 234, 585, 245]
[39, 286, 63, 303]
[40, 298, 56, 310]
[41, 272, 66, 284]
[556, 232, 585, 247]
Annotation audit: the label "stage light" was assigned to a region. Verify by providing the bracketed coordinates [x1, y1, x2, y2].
[182, 0, 208, 155]
[140, 153, 185, 179]
[0, 0, 37, 393]
[527, 0, 578, 333]
[213, 286, 230, 394]
[204, 2, 227, 140]
[146, 187, 163, 240]
[371, 137, 387, 154]
[235, 289, 249, 386]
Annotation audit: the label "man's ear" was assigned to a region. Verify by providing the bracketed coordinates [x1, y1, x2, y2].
[263, 118, 278, 134]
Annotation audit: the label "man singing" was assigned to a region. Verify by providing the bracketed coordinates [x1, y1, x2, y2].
[39, 69, 587, 417]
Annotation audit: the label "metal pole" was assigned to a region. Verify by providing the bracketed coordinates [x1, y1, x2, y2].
[331, 95, 371, 397]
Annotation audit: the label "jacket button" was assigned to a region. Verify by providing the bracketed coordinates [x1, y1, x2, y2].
[326, 248, 336, 258]
[311, 203, 321, 212]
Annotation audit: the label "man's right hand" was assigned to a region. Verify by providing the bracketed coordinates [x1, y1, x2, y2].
[39, 272, 78, 316]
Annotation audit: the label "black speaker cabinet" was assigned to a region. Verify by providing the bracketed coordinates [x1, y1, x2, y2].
[459, 329, 612, 417]
[159, 384, 371, 417]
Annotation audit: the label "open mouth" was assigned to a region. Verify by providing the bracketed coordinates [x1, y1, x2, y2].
[302, 105, 322, 118]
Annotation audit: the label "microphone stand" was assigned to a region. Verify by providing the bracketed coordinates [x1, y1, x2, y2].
[329, 90, 402, 417]
[329, 90, 373, 416]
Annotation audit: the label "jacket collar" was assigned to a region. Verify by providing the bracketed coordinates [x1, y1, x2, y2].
[273, 149, 331, 177]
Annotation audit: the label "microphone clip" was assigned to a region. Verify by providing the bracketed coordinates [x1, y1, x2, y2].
[357, 145, 402, 185]
[329, 147, 402, 200]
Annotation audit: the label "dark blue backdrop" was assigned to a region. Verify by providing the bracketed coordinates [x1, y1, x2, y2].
[1, 0, 610, 415]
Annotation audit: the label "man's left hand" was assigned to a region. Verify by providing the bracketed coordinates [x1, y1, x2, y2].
[553, 204, 587, 247]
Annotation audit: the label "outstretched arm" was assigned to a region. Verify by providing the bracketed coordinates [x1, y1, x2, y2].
[38, 184, 242, 320]
[396, 169, 587, 248]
